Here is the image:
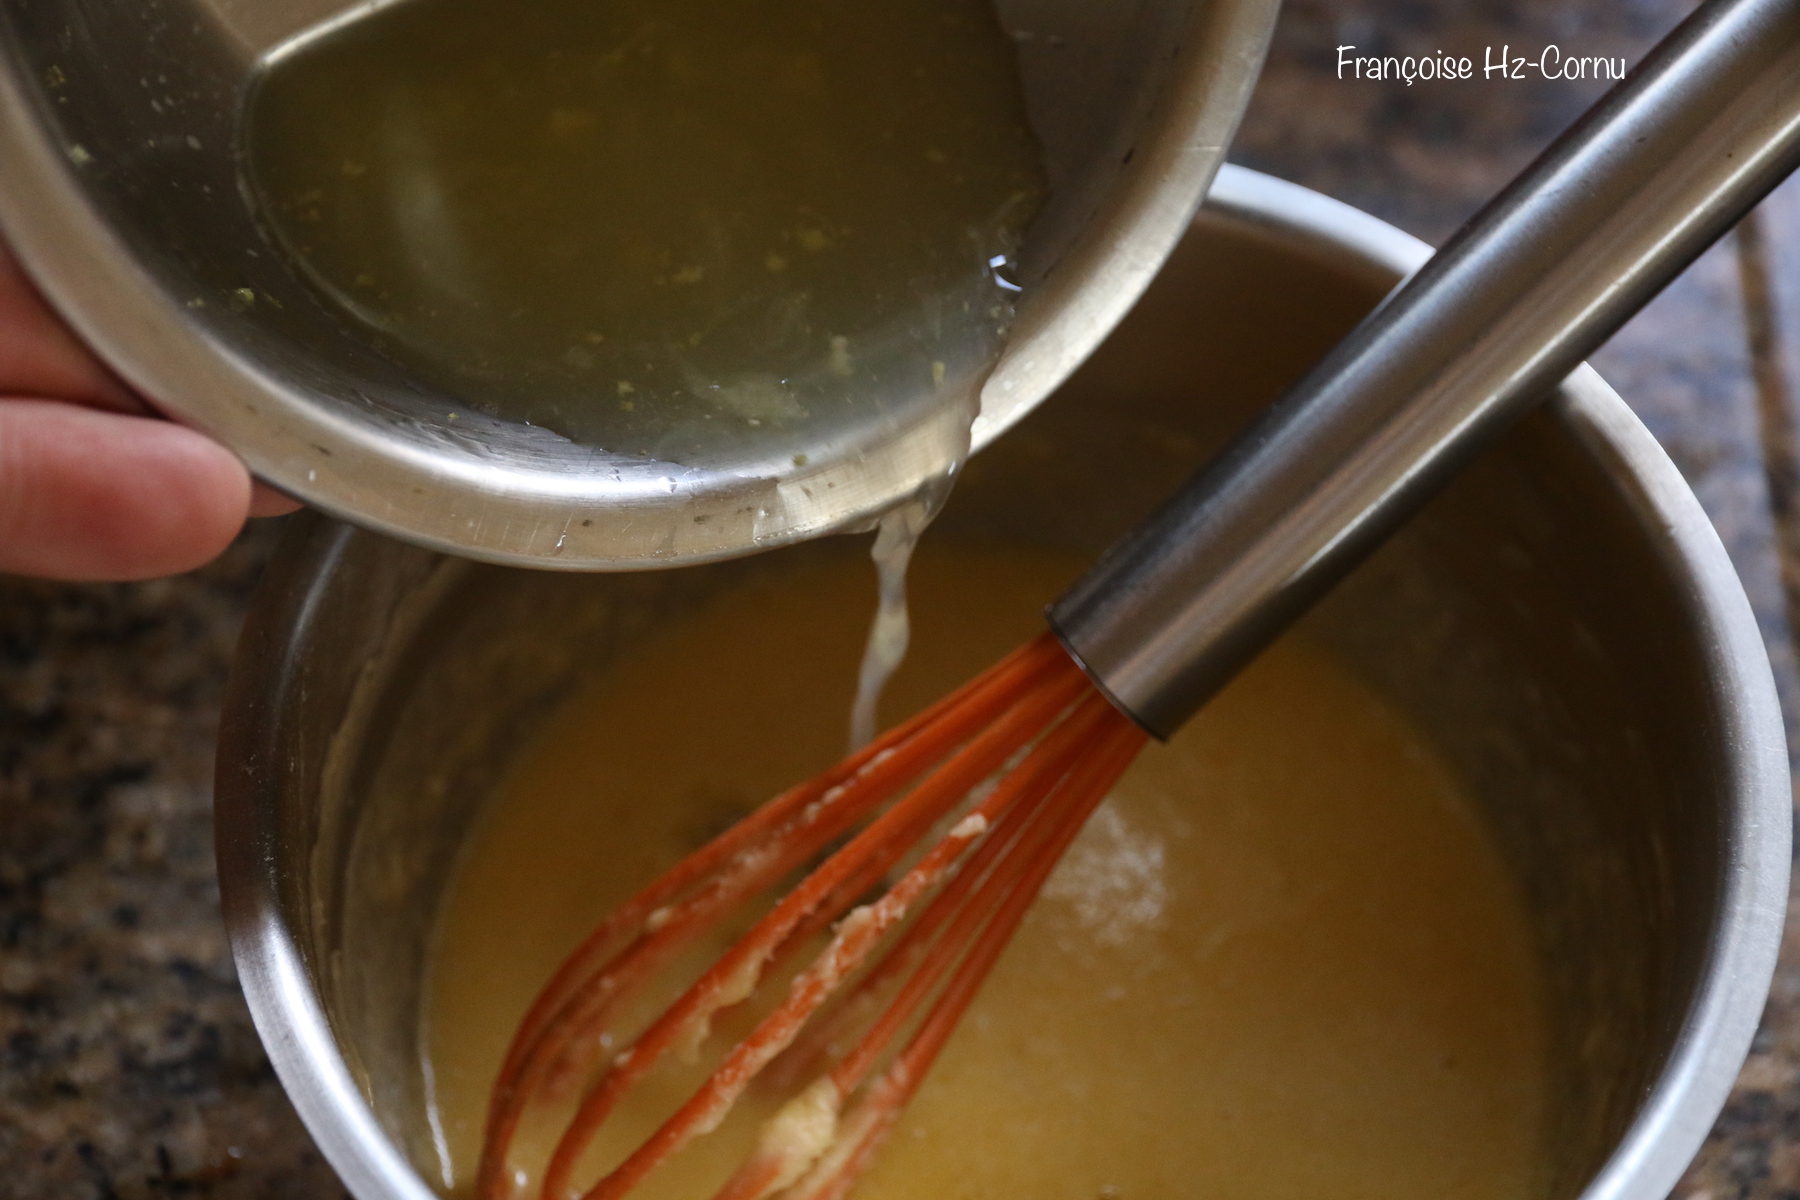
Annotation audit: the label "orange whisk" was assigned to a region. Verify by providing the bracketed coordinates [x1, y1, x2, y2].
[476, 631, 1145, 1200]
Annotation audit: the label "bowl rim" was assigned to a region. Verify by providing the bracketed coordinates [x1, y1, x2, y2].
[215, 163, 1792, 1200]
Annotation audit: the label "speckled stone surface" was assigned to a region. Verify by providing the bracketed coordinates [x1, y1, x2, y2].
[2, 1, 1797, 1197]
[0, 524, 343, 1198]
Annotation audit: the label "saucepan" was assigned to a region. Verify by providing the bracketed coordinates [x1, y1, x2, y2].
[214, 166, 1790, 1200]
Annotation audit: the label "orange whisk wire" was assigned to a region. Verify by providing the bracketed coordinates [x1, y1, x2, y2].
[477, 631, 1148, 1200]
[476, 632, 1068, 1194]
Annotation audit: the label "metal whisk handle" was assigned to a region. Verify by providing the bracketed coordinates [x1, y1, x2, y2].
[1050, 0, 1800, 739]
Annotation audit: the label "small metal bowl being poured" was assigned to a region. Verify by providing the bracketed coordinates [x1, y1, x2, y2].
[0, 0, 1278, 568]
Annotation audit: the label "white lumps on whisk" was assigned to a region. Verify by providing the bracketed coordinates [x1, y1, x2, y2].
[850, 748, 897, 782]
[691, 1090, 739, 1137]
[950, 813, 989, 839]
[832, 905, 878, 944]
[644, 905, 675, 932]
[715, 952, 766, 1009]
[673, 959, 766, 1062]
[792, 905, 882, 998]
[753, 1077, 844, 1191]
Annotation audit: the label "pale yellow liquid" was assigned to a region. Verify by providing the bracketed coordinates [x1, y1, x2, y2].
[425, 546, 1549, 1200]
[245, 0, 1045, 460]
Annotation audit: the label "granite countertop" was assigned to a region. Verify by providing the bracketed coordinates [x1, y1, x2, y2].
[3, 0, 1798, 1196]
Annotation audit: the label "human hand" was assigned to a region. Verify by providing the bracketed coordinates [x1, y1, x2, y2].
[0, 237, 299, 581]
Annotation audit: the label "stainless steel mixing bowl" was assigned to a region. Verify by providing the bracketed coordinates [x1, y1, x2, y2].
[215, 165, 1790, 1200]
[0, 0, 1277, 569]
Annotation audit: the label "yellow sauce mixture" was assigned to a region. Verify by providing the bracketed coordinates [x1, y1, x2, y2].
[244, 0, 1046, 459]
[425, 545, 1549, 1200]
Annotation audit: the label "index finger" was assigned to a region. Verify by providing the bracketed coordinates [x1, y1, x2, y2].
[0, 238, 146, 415]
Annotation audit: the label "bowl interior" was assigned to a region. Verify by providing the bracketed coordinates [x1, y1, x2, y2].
[226, 192, 1732, 1200]
[0, 0, 1274, 566]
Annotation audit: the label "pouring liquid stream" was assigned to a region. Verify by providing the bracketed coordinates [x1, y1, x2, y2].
[850, 477, 957, 751]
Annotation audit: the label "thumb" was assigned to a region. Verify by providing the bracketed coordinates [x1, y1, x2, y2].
[0, 399, 252, 581]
